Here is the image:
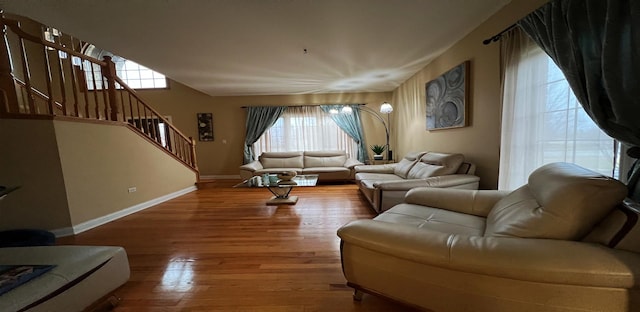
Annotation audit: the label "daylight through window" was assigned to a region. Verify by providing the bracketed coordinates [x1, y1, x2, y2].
[254, 106, 357, 158]
[82, 45, 167, 90]
[498, 31, 616, 190]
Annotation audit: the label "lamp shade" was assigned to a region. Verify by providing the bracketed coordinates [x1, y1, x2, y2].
[380, 102, 393, 114]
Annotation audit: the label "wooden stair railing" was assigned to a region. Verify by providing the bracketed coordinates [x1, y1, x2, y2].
[0, 13, 198, 173]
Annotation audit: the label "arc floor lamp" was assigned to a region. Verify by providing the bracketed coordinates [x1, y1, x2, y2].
[338, 102, 393, 161]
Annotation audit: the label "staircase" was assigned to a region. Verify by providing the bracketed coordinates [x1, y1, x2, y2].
[0, 13, 198, 175]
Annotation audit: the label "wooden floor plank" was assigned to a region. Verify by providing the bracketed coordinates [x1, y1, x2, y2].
[57, 181, 420, 311]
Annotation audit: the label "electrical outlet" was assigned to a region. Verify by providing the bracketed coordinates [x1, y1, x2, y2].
[128, 187, 137, 193]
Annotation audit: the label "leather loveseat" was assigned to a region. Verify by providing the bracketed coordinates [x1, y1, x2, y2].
[354, 151, 480, 213]
[240, 150, 363, 182]
[338, 162, 640, 312]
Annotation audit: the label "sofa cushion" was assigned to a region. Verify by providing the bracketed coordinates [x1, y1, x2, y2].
[259, 151, 304, 168]
[393, 151, 425, 178]
[375, 204, 486, 236]
[407, 152, 464, 179]
[303, 166, 349, 173]
[485, 162, 627, 240]
[356, 172, 404, 183]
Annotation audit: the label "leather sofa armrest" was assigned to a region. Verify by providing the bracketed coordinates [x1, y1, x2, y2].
[239, 161, 263, 180]
[344, 158, 364, 168]
[404, 187, 509, 217]
[239, 160, 263, 172]
[338, 220, 640, 288]
[354, 164, 395, 173]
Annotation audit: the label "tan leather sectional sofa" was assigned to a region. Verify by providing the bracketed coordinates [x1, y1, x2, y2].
[339, 162, 640, 311]
[239, 150, 363, 182]
[355, 151, 480, 213]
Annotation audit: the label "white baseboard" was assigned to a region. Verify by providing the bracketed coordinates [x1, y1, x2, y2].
[52, 186, 197, 237]
[199, 174, 240, 180]
[50, 227, 74, 238]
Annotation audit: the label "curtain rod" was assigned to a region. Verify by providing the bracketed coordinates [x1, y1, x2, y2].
[240, 103, 366, 108]
[482, 23, 516, 45]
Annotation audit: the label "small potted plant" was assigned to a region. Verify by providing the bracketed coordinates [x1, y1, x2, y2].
[370, 144, 386, 160]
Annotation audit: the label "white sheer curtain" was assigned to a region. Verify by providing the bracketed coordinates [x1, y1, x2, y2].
[498, 28, 616, 190]
[254, 106, 357, 158]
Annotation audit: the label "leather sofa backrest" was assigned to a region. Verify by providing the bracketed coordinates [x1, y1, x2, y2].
[485, 162, 627, 240]
[406, 152, 464, 179]
[393, 151, 427, 178]
[583, 199, 640, 253]
[259, 151, 304, 168]
[457, 162, 476, 175]
[304, 150, 347, 167]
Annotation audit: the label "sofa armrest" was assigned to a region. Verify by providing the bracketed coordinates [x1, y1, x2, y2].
[338, 220, 640, 288]
[404, 187, 509, 217]
[344, 158, 364, 168]
[239, 160, 263, 172]
[354, 164, 395, 173]
[239, 161, 263, 180]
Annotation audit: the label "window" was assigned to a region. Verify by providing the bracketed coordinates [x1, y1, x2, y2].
[82, 44, 167, 90]
[254, 106, 357, 158]
[116, 58, 167, 89]
[499, 31, 616, 190]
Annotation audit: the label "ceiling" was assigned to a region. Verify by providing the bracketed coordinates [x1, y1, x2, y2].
[0, 0, 511, 96]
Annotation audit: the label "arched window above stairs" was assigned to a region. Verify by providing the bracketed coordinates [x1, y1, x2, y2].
[81, 44, 168, 90]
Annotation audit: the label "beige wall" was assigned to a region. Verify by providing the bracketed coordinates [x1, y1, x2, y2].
[54, 120, 198, 225]
[138, 83, 392, 176]
[0, 118, 72, 230]
[0, 118, 197, 232]
[391, 0, 548, 189]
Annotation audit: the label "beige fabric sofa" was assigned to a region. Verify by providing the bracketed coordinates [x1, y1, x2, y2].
[0, 245, 130, 311]
[240, 150, 363, 182]
[355, 151, 480, 213]
[338, 162, 640, 312]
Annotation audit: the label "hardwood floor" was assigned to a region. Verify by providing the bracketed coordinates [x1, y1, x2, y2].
[57, 181, 420, 311]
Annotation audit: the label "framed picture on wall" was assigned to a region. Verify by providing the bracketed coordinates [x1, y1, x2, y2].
[197, 113, 214, 141]
[425, 61, 470, 130]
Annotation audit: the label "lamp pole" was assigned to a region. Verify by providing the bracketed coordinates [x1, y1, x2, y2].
[358, 106, 391, 161]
